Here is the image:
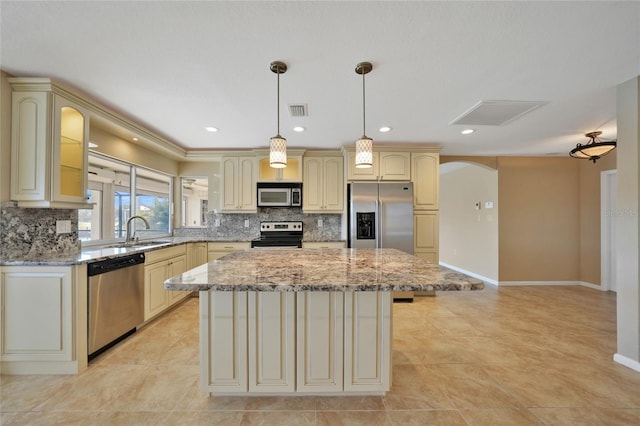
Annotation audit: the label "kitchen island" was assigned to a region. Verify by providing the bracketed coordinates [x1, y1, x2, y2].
[165, 248, 483, 396]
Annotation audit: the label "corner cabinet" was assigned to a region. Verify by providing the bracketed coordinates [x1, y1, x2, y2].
[9, 78, 92, 209]
[220, 156, 257, 212]
[303, 154, 344, 213]
[144, 245, 188, 321]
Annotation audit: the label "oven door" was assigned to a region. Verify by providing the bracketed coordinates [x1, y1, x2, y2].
[251, 239, 302, 249]
[257, 188, 291, 207]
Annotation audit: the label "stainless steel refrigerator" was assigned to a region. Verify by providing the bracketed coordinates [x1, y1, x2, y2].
[348, 182, 414, 301]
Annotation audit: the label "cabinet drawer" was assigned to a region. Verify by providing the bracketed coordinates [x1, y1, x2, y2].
[145, 244, 187, 264]
[208, 242, 251, 252]
[302, 242, 346, 249]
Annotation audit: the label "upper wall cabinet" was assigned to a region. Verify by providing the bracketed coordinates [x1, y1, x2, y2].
[345, 150, 410, 181]
[9, 78, 92, 209]
[258, 156, 302, 182]
[411, 153, 439, 210]
[220, 156, 257, 212]
[303, 154, 344, 213]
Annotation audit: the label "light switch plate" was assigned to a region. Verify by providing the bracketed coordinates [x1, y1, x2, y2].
[317, 219, 323, 228]
[485, 201, 494, 209]
[56, 220, 71, 234]
[244, 219, 250, 228]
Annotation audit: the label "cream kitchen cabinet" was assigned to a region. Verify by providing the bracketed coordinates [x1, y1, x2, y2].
[201, 291, 296, 394]
[346, 150, 410, 181]
[9, 78, 92, 209]
[302, 241, 346, 249]
[187, 242, 208, 269]
[344, 291, 392, 392]
[414, 211, 439, 264]
[207, 242, 251, 261]
[248, 291, 296, 393]
[296, 292, 344, 393]
[0, 264, 88, 374]
[200, 289, 391, 395]
[411, 152, 439, 210]
[220, 156, 257, 212]
[257, 156, 302, 182]
[303, 155, 344, 213]
[144, 245, 188, 321]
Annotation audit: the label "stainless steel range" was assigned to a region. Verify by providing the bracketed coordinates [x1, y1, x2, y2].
[251, 221, 303, 248]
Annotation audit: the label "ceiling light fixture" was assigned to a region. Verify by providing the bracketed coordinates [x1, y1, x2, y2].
[293, 126, 305, 132]
[379, 126, 391, 133]
[205, 126, 219, 132]
[461, 129, 475, 135]
[355, 61, 373, 169]
[132, 137, 139, 141]
[269, 61, 287, 169]
[569, 131, 617, 163]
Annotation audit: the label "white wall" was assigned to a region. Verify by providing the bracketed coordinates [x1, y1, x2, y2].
[615, 75, 640, 371]
[439, 162, 499, 283]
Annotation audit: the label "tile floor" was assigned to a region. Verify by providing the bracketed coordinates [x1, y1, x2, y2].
[2, 285, 640, 425]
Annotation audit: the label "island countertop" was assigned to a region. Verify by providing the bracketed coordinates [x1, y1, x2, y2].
[164, 248, 484, 292]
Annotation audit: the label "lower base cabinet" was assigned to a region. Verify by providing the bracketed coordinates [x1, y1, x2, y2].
[144, 245, 188, 321]
[201, 291, 391, 395]
[0, 265, 88, 374]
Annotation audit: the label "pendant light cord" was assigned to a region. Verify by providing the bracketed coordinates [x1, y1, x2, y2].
[277, 70, 281, 136]
[362, 70, 366, 136]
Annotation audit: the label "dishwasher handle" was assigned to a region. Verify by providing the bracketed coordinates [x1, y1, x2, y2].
[88, 253, 145, 276]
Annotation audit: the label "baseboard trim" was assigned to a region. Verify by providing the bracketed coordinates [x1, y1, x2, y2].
[498, 280, 580, 287]
[579, 281, 605, 291]
[438, 262, 498, 286]
[614, 353, 640, 373]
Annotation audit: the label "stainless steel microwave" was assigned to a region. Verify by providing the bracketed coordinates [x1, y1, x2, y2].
[257, 182, 302, 207]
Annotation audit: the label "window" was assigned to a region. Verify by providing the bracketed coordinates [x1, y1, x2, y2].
[83, 154, 172, 243]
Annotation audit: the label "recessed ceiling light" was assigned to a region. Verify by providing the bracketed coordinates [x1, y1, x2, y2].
[461, 129, 475, 135]
[132, 137, 139, 141]
[293, 126, 305, 132]
[205, 126, 219, 132]
[88, 142, 98, 148]
[379, 126, 392, 133]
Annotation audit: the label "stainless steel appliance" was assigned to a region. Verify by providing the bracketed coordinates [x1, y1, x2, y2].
[251, 221, 303, 248]
[348, 182, 415, 301]
[257, 182, 302, 207]
[88, 253, 145, 359]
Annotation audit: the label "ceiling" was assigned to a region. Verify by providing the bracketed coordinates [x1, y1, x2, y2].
[1, 1, 639, 158]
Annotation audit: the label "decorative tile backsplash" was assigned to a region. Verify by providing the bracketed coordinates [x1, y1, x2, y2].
[0, 204, 80, 259]
[0, 204, 342, 259]
[174, 208, 343, 241]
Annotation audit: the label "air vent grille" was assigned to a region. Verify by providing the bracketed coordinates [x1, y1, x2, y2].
[288, 104, 308, 117]
[450, 100, 547, 126]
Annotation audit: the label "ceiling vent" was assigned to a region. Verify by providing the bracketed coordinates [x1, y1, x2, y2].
[288, 104, 308, 117]
[450, 100, 547, 126]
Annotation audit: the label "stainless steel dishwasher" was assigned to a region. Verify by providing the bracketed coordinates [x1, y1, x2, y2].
[88, 252, 145, 360]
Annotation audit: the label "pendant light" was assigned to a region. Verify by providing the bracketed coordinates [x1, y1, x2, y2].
[355, 61, 373, 168]
[269, 61, 287, 168]
[569, 131, 617, 163]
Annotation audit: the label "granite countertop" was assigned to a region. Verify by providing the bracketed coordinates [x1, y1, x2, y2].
[164, 248, 484, 292]
[0, 238, 346, 266]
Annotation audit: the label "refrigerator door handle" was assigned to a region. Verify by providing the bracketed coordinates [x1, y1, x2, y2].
[376, 199, 382, 249]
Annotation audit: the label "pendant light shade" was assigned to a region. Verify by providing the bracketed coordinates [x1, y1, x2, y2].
[355, 137, 373, 168]
[569, 131, 617, 163]
[354, 62, 373, 168]
[269, 135, 287, 168]
[269, 61, 287, 168]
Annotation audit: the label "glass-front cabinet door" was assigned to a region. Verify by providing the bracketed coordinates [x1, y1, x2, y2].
[9, 78, 92, 208]
[55, 101, 87, 201]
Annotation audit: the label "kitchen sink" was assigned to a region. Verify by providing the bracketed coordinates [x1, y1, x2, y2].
[103, 240, 172, 249]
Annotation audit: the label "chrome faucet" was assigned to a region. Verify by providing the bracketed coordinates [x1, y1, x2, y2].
[125, 215, 150, 243]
